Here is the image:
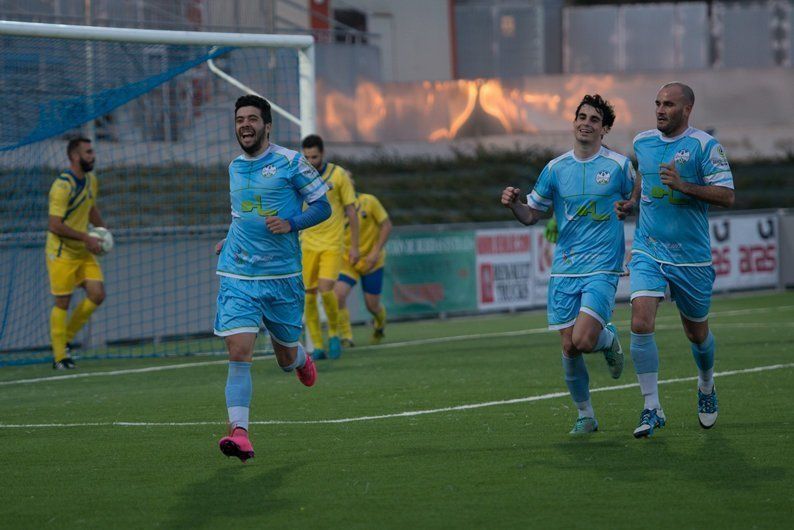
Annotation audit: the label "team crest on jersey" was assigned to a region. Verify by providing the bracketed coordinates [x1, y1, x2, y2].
[595, 170, 611, 185]
[262, 165, 277, 177]
[674, 149, 691, 164]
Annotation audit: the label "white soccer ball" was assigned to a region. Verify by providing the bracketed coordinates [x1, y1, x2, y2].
[88, 226, 114, 255]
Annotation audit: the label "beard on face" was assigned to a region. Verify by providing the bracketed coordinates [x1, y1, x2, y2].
[79, 157, 94, 172]
[237, 126, 266, 155]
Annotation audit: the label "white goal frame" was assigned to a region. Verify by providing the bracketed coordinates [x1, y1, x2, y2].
[0, 20, 317, 138]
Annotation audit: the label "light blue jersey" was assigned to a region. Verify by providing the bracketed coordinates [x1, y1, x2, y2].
[528, 147, 635, 276]
[217, 143, 328, 279]
[633, 127, 734, 265]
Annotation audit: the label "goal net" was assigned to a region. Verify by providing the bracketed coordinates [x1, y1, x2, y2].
[0, 21, 315, 365]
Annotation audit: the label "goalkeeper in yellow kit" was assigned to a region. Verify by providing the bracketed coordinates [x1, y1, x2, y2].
[300, 135, 359, 360]
[45, 137, 107, 369]
[334, 188, 392, 346]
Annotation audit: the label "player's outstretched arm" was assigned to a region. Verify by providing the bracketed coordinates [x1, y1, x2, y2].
[501, 186, 541, 226]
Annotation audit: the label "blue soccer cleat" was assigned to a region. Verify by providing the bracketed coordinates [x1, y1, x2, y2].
[697, 385, 718, 429]
[328, 336, 342, 359]
[602, 323, 624, 379]
[633, 408, 666, 438]
[311, 349, 327, 361]
[570, 417, 598, 435]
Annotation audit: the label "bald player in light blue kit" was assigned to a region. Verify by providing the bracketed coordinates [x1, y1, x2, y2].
[214, 94, 331, 462]
[502, 94, 635, 435]
[615, 82, 735, 438]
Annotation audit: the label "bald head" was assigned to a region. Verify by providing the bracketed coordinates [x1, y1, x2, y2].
[660, 82, 695, 106]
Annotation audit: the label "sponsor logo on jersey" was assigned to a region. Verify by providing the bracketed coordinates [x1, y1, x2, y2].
[710, 145, 730, 170]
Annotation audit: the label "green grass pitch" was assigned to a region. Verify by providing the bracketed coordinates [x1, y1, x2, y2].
[1, 291, 792, 529]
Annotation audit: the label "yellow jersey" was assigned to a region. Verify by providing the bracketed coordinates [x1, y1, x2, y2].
[45, 170, 98, 259]
[345, 193, 389, 257]
[300, 163, 356, 251]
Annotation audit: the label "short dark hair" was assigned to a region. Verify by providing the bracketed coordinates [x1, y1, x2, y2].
[301, 134, 324, 152]
[67, 137, 91, 159]
[234, 94, 272, 123]
[574, 94, 616, 129]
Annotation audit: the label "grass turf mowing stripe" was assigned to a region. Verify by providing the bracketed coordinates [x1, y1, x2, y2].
[1, 362, 791, 429]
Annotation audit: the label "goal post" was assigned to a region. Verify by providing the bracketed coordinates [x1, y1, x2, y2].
[0, 21, 316, 365]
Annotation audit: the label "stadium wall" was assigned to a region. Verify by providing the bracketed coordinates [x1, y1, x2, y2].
[0, 210, 785, 354]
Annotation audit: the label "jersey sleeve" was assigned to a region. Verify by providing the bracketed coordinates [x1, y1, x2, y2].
[48, 178, 71, 218]
[620, 159, 636, 199]
[369, 195, 389, 224]
[293, 155, 329, 203]
[527, 165, 554, 212]
[337, 170, 357, 207]
[701, 140, 734, 189]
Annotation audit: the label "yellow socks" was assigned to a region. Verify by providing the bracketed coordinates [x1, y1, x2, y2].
[320, 290, 340, 338]
[66, 298, 98, 343]
[338, 307, 353, 341]
[373, 305, 387, 330]
[304, 292, 324, 349]
[50, 306, 68, 362]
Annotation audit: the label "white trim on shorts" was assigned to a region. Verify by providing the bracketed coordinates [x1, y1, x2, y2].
[268, 333, 301, 348]
[579, 306, 606, 327]
[679, 310, 709, 323]
[216, 271, 302, 281]
[214, 326, 259, 336]
[548, 318, 577, 331]
[630, 290, 665, 301]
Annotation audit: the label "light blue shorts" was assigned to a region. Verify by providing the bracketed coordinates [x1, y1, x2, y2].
[214, 275, 305, 346]
[629, 252, 715, 322]
[547, 274, 619, 330]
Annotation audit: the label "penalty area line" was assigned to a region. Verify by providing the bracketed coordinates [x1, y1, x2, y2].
[1, 362, 791, 429]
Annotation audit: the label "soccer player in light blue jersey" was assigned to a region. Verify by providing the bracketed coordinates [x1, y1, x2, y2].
[213, 95, 331, 462]
[615, 82, 735, 438]
[502, 94, 635, 435]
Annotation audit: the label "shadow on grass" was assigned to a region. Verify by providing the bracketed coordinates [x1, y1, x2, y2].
[550, 428, 787, 491]
[167, 463, 300, 529]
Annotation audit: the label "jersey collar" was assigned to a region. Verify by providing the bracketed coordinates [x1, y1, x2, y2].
[658, 127, 693, 143]
[240, 143, 274, 161]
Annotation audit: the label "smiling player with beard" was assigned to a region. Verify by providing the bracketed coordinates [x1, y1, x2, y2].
[213, 94, 331, 462]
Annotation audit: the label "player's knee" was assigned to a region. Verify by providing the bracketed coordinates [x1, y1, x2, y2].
[561, 336, 577, 356]
[683, 326, 708, 344]
[631, 315, 654, 334]
[89, 290, 105, 305]
[572, 333, 596, 353]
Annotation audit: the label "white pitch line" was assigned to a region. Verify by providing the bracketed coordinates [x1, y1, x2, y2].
[1, 362, 791, 429]
[2, 303, 793, 387]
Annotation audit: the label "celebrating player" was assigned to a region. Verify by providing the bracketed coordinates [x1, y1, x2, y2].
[615, 82, 735, 438]
[501, 94, 634, 435]
[46, 137, 107, 370]
[214, 95, 330, 462]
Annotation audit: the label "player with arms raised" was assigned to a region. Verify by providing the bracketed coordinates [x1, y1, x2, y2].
[502, 94, 634, 435]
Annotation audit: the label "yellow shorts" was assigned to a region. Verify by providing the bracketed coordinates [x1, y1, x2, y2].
[339, 253, 385, 282]
[46, 253, 104, 296]
[302, 248, 342, 290]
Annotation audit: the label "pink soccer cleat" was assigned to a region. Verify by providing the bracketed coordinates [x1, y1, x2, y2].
[296, 354, 317, 387]
[218, 427, 255, 462]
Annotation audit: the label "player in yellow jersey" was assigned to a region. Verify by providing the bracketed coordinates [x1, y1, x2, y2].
[334, 187, 392, 346]
[300, 135, 359, 360]
[45, 137, 107, 370]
